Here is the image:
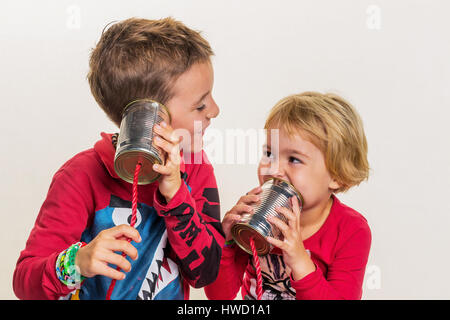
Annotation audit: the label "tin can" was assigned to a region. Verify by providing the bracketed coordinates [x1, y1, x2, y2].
[114, 99, 171, 185]
[231, 178, 304, 256]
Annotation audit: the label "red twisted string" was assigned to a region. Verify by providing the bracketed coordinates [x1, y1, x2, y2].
[249, 237, 263, 300]
[106, 162, 142, 300]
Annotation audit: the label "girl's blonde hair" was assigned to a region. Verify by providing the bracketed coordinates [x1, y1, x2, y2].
[264, 92, 369, 193]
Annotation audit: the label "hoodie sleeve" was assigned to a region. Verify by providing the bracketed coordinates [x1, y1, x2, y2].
[152, 153, 225, 288]
[13, 165, 93, 300]
[204, 244, 250, 300]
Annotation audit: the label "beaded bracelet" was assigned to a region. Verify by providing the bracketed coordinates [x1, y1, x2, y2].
[56, 242, 86, 287]
[224, 239, 235, 248]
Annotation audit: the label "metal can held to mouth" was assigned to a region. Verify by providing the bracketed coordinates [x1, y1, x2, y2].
[231, 178, 304, 256]
[114, 99, 171, 185]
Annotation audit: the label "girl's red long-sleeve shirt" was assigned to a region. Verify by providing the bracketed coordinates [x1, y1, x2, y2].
[204, 195, 371, 300]
[13, 133, 224, 300]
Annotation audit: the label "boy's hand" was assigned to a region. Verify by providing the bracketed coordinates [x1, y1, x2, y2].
[152, 121, 182, 203]
[75, 225, 141, 280]
[222, 186, 262, 242]
[266, 196, 316, 280]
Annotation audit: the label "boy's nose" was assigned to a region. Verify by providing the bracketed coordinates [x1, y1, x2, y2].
[206, 100, 220, 119]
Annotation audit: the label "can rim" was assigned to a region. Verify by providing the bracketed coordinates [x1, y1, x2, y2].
[114, 148, 162, 185]
[231, 222, 272, 256]
[266, 177, 305, 208]
[122, 98, 172, 124]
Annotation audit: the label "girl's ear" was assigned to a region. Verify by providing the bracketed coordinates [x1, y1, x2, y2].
[328, 179, 341, 191]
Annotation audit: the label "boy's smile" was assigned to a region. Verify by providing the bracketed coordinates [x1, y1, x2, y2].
[165, 60, 219, 153]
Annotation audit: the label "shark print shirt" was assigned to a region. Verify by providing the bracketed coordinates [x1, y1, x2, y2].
[13, 132, 224, 300]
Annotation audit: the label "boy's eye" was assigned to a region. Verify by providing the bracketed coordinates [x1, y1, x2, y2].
[196, 104, 206, 111]
[289, 156, 303, 164]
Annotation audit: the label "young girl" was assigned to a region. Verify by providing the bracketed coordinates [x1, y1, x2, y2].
[205, 92, 371, 300]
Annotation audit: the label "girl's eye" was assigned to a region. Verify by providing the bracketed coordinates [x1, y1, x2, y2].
[289, 156, 303, 164]
[196, 104, 206, 111]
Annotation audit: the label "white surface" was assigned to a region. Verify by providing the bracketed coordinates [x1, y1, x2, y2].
[1, 0, 449, 299]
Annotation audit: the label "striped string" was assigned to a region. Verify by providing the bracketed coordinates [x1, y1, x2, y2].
[106, 162, 142, 300]
[249, 237, 263, 300]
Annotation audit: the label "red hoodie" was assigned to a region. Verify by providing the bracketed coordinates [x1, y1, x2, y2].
[204, 195, 371, 300]
[13, 133, 224, 300]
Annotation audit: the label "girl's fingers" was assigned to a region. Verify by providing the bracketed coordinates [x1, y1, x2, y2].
[223, 213, 243, 223]
[275, 206, 297, 227]
[267, 215, 289, 235]
[246, 186, 263, 196]
[291, 196, 302, 229]
[238, 194, 261, 206]
[228, 204, 254, 217]
[266, 236, 285, 249]
[291, 196, 301, 216]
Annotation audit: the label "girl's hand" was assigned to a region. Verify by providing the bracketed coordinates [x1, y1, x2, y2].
[75, 225, 141, 280]
[266, 196, 316, 280]
[222, 186, 262, 242]
[152, 121, 182, 203]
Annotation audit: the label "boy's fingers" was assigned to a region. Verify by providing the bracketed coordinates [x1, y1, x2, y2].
[105, 239, 139, 261]
[167, 146, 181, 165]
[153, 163, 172, 176]
[154, 137, 181, 168]
[105, 225, 141, 243]
[154, 136, 177, 155]
[96, 262, 126, 281]
[101, 251, 133, 272]
[154, 122, 179, 144]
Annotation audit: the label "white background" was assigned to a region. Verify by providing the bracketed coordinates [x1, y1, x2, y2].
[1, 0, 449, 299]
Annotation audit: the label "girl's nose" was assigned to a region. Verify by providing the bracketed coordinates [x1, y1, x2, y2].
[265, 159, 288, 181]
[272, 167, 288, 181]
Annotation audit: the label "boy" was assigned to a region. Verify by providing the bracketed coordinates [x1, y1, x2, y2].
[13, 17, 224, 300]
[205, 92, 371, 300]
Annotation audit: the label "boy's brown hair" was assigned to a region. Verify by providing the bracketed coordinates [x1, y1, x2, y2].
[88, 17, 214, 126]
[265, 92, 370, 193]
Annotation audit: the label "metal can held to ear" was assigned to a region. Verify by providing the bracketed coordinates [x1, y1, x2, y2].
[114, 99, 171, 185]
[231, 178, 304, 256]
